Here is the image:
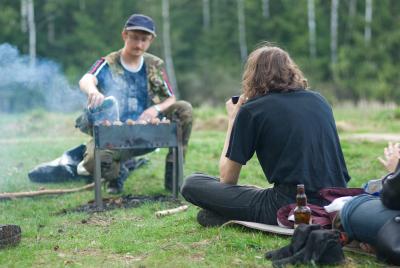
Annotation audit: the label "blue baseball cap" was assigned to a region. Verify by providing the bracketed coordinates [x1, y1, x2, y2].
[124, 14, 156, 37]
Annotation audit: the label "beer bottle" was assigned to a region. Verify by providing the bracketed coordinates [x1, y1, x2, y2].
[294, 184, 311, 227]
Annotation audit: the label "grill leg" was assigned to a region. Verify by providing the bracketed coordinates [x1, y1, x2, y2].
[177, 143, 184, 197]
[94, 148, 103, 210]
[172, 147, 178, 198]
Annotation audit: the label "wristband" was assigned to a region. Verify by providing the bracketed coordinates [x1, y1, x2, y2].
[154, 105, 161, 114]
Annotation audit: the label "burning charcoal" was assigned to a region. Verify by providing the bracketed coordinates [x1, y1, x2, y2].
[150, 117, 161, 125]
[125, 119, 136, 125]
[112, 120, 123, 126]
[101, 120, 112, 127]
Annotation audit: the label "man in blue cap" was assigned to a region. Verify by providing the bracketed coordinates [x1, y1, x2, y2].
[76, 14, 192, 194]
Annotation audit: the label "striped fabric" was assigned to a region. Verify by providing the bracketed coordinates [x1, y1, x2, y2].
[88, 58, 107, 76]
[161, 68, 174, 96]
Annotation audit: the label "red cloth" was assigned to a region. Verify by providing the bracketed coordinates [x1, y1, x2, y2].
[277, 187, 364, 229]
[319, 187, 364, 203]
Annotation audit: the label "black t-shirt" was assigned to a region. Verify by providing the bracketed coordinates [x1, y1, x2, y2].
[226, 89, 350, 193]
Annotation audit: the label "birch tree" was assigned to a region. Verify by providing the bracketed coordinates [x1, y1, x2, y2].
[364, 0, 372, 45]
[162, 0, 179, 96]
[262, 0, 269, 18]
[307, 0, 316, 58]
[26, 0, 36, 67]
[237, 0, 247, 64]
[20, 0, 27, 33]
[330, 0, 338, 66]
[345, 0, 357, 41]
[46, 0, 55, 44]
[202, 0, 210, 31]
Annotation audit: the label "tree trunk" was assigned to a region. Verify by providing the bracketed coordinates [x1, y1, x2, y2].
[262, 0, 270, 18]
[20, 0, 28, 33]
[307, 0, 316, 58]
[237, 0, 248, 64]
[47, 14, 55, 44]
[79, 0, 86, 11]
[345, 0, 357, 42]
[202, 0, 210, 30]
[27, 0, 36, 67]
[364, 0, 372, 45]
[162, 0, 179, 97]
[330, 0, 339, 66]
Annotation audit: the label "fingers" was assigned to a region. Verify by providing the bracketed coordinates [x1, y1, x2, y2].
[237, 94, 248, 105]
[380, 142, 400, 172]
[88, 92, 104, 108]
[138, 110, 155, 122]
[378, 157, 387, 167]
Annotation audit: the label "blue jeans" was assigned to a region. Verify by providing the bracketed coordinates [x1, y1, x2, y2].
[340, 194, 400, 246]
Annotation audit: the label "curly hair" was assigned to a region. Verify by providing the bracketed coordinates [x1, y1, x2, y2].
[242, 44, 308, 99]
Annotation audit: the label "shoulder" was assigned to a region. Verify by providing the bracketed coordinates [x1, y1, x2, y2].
[88, 57, 109, 75]
[305, 89, 331, 106]
[104, 50, 121, 65]
[143, 52, 164, 67]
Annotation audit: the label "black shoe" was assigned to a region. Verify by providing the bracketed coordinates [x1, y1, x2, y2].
[197, 209, 229, 227]
[106, 184, 122, 195]
[106, 163, 130, 194]
[0, 225, 21, 249]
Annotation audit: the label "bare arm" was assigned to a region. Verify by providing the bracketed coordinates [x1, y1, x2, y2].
[219, 95, 247, 184]
[79, 73, 104, 108]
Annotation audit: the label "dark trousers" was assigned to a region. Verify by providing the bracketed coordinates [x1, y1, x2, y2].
[181, 173, 296, 225]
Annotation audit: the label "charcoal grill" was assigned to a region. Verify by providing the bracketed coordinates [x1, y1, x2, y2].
[93, 123, 183, 209]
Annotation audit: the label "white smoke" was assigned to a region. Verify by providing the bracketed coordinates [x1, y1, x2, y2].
[0, 43, 85, 112]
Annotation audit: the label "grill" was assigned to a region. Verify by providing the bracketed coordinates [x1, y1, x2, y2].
[93, 122, 183, 209]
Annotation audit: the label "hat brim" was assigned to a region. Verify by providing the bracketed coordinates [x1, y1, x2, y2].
[125, 26, 156, 37]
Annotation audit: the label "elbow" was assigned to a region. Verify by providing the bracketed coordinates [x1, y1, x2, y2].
[78, 75, 87, 90]
[79, 73, 95, 91]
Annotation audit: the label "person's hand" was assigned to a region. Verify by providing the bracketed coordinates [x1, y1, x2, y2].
[87, 89, 105, 109]
[226, 94, 247, 123]
[378, 142, 400, 172]
[138, 106, 159, 122]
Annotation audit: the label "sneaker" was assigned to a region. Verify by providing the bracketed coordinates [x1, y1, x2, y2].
[106, 184, 122, 195]
[197, 209, 229, 227]
[106, 163, 130, 194]
[0, 225, 21, 249]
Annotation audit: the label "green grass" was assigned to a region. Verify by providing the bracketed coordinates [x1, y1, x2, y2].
[0, 105, 398, 267]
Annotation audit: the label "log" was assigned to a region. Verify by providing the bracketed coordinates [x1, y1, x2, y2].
[0, 183, 95, 200]
[155, 205, 188, 218]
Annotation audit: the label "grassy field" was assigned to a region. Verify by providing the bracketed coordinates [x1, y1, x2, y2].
[0, 104, 399, 267]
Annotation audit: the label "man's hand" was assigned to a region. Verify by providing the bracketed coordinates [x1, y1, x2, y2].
[138, 106, 159, 122]
[79, 73, 104, 109]
[378, 142, 400, 172]
[226, 94, 247, 123]
[87, 90, 105, 109]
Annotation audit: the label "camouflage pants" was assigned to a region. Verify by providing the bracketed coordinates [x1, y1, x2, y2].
[82, 100, 193, 182]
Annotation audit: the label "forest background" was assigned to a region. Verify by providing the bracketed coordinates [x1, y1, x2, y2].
[1, 0, 399, 113]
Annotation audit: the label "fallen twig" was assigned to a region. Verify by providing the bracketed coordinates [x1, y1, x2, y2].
[0, 183, 95, 200]
[155, 205, 188, 218]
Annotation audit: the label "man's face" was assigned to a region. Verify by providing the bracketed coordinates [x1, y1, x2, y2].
[122, 30, 154, 57]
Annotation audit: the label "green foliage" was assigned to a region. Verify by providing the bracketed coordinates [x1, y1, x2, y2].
[1, 0, 400, 107]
